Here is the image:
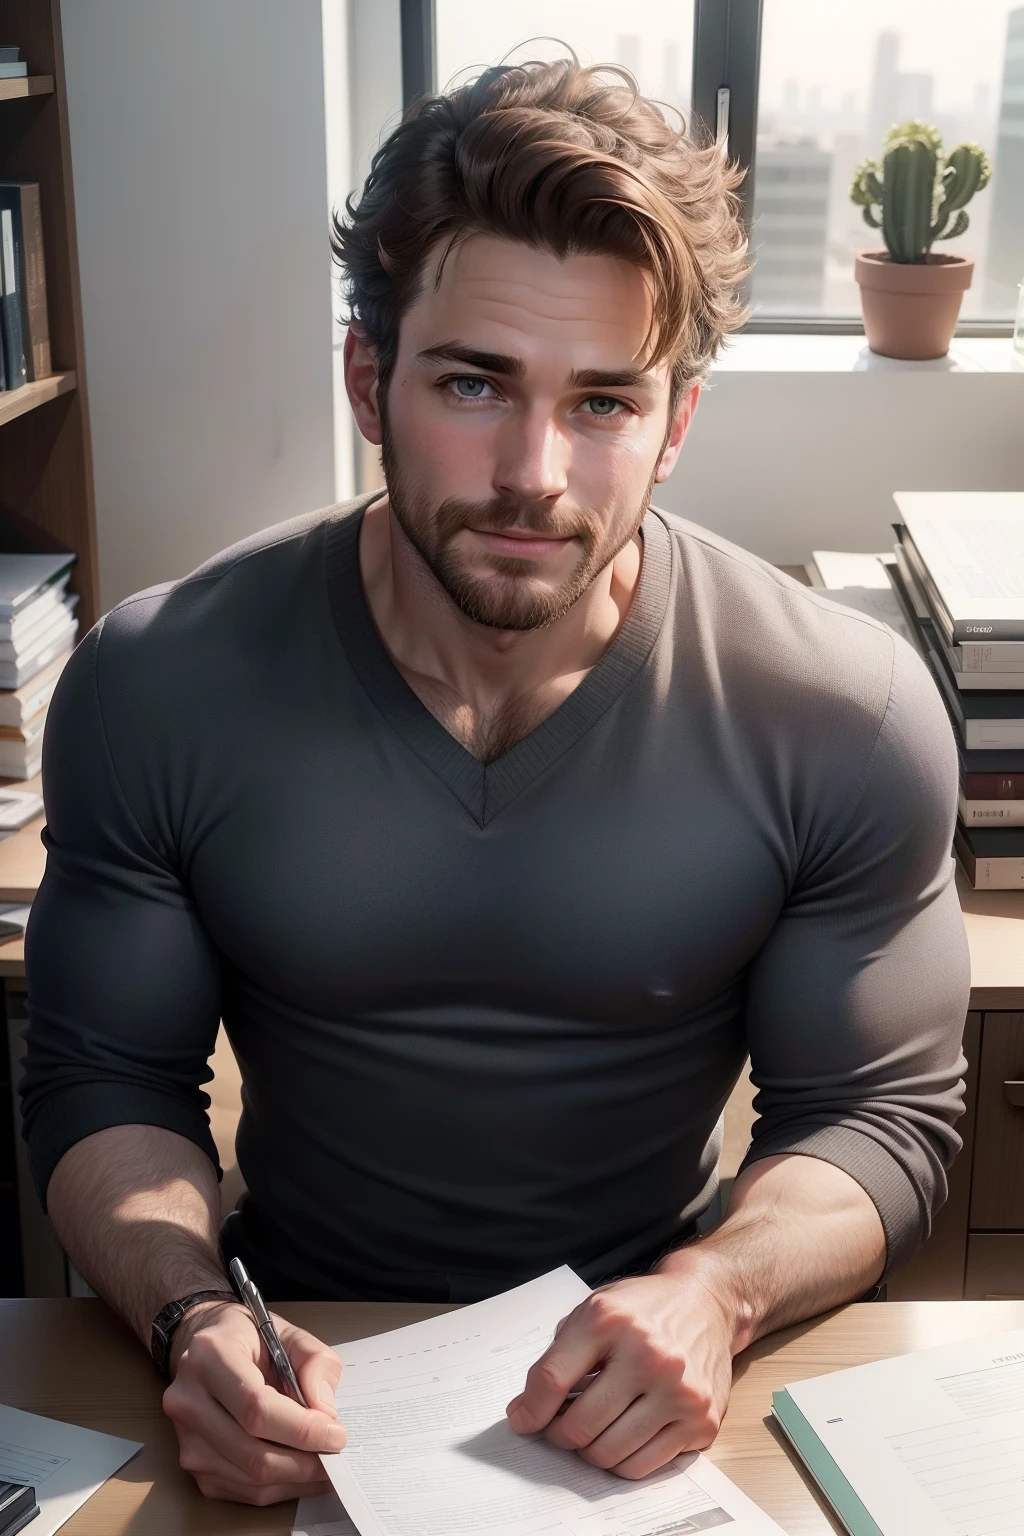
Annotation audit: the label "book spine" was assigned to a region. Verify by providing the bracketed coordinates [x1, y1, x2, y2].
[966, 719, 1024, 750]
[954, 619, 1024, 643]
[959, 796, 1024, 826]
[959, 640, 1024, 671]
[17, 184, 50, 381]
[0, 207, 26, 389]
[962, 772, 1024, 798]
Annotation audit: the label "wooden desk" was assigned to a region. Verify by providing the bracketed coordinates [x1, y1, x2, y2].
[0, 1297, 1022, 1535]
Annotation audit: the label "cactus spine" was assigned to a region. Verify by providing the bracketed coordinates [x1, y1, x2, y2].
[850, 120, 991, 263]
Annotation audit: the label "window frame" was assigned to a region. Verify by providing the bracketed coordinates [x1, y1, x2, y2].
[401, 0, 1014, 337]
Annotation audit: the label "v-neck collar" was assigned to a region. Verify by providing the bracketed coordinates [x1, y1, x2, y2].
[325, 497, 673, 826]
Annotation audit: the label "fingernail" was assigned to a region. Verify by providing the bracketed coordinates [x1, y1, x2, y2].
[319, 1379, 338, 1413]
[325, 1422, 347, 1452]
[508, 1406, 532, 1433]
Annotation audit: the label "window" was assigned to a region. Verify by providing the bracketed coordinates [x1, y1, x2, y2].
[405, 1, 1022, 331]
[754, 2, 1024, 324]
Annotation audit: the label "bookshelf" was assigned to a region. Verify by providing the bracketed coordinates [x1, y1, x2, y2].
[0, 0, 99, 633]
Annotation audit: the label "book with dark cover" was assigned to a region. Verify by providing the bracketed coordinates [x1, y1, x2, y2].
[0, 48, 21, 63]
[954, 821, 1024, 889]
[0, 184, 50, 380]
[0, 206, 26, 390]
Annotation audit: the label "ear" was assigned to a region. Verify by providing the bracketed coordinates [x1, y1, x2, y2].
[654, 382, 701, 483]
[344, 325, 384, 445]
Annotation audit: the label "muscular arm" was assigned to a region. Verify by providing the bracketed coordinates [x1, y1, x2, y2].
[47, 1123, 346, 1505]
[48, 1124, 229, 1348]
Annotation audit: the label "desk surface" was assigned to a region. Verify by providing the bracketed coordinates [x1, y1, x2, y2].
[2, 1298, 1023, 1534]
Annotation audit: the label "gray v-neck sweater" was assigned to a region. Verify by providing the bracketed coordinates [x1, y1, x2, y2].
[21, 494, 970, 1301]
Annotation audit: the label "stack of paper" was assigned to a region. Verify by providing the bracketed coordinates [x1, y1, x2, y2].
[0, 1404, 139, 1536]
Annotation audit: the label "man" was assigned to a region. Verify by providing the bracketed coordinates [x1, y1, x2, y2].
[22, 56, 969, 1508]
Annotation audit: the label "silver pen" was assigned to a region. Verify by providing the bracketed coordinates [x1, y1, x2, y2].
[229, 1256, 309, 1408]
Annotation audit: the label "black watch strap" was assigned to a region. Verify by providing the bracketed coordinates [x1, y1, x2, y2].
[150, 1289, 238, 1377]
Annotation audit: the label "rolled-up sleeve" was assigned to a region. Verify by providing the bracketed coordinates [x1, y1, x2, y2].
[20, 619, 223, 1207]
[739, 635, 971, 1276]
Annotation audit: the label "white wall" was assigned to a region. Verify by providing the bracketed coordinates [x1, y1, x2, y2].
[661, 369, 1024, 564]
[62, 0, 341, 610]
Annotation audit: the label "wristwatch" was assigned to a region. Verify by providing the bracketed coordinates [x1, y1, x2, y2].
[150, 1290, 237, 1378]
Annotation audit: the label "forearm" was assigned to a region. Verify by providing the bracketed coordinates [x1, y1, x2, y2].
[47, 1124, 230, 1348]
[657, 1153, 886, 1355]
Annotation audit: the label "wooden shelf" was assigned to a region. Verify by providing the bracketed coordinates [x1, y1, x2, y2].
[0, 74, 53, 100]
[0, 368, 75, 428]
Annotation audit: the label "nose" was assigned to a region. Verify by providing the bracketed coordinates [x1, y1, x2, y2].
[493, 406, 568, 506]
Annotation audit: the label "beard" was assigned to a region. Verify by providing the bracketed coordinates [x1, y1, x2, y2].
[379, 410, 659, 633]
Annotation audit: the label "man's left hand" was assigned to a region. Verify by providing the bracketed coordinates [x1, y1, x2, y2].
[505, 1271, 736, 1480]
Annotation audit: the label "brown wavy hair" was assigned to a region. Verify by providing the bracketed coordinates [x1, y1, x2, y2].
[331, 54, 750, 404]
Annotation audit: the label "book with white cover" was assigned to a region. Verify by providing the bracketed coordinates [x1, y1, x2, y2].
[809, 551, 891, 589]
[0, 553, 74, 619]
[0, 647, 71, 725]
[894, 491, 1024, 642]
[773, 1324, 1024, 1535]
[320, 1268, 784, 1536]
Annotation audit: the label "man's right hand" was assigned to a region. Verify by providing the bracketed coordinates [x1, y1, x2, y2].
[162, 1301, 346, 1505]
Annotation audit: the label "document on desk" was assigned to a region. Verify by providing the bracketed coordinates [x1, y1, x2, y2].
[0, 1403, 140, 1536]
[319, 1266, 783, 1536]
[774, 1325, 1024, 1536]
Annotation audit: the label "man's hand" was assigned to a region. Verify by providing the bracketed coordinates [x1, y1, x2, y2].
[505, 1271, 736, 1480]
[163, 1301, 346, 1505]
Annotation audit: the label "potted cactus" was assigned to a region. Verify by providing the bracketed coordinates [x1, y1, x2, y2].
[850, 121, 991, 360]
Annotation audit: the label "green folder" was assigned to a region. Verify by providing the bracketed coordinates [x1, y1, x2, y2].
[771, 1390, 884, 1536]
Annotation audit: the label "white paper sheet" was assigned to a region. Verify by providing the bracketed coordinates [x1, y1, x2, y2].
[785, 1325, 1024, 1536]
[318, 1267, 783, 1536]
[811, 551, 891, 589]
[0, 1403, 140, 1536]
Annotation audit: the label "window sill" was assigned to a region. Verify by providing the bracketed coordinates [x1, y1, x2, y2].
[713, 334, 1024, 375]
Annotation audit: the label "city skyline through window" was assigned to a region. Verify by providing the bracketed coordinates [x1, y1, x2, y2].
[434, 1, 1022, 325]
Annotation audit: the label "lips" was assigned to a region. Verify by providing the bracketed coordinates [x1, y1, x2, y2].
[470, 527, 575, 559]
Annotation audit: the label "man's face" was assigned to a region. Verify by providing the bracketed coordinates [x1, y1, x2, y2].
[368, 236, 693, 631]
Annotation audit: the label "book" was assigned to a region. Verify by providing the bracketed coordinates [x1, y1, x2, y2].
[894, 491, 1024, 643]
[0, 739, 41, 779]
[0, 582, 73, 642]
[892, 540, 1024, 678]
[0, 62, 27, 78]
[0, 649, 70, 726]
[0, 596, 77, 663]
[0, 554, 75, 619]
[0, 206, 26, 389]
[0, 48, 22, 63]
[0, 184, 50, 380]
[962, 769, 1024, 798]
[924, 643, 1024, 749]
[0, 619, 77, 690]
[772, 1324, 1024, 1534]
[959, 793, 1024, 825]
[954, 821, 1024, 888]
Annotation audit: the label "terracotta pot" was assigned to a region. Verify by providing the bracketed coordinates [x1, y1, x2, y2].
[854, 250, 974, 360]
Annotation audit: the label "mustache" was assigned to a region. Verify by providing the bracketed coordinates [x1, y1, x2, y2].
[435, 497, 597, 545]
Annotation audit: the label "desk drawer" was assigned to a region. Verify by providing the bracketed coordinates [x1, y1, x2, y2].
[966, 1235, 1024, 1298]
[970, 1012, 1024, 1230]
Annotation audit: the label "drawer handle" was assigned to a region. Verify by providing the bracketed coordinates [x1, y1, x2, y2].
[1005, 1080, 1024, 1107]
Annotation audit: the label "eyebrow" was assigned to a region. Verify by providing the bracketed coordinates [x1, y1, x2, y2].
[416, 342, 658, 394]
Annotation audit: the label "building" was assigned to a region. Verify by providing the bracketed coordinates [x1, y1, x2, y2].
[985, 6, 1024, 314]
[750, 140, 832, 313]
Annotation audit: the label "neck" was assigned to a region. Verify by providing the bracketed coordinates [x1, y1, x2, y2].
[357, 494, 644, 761]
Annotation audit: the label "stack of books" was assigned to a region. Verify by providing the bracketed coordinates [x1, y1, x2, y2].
[0, 553, 78, 779]
[0, 177, 51, 392]
[887, 492, 1024, 891]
